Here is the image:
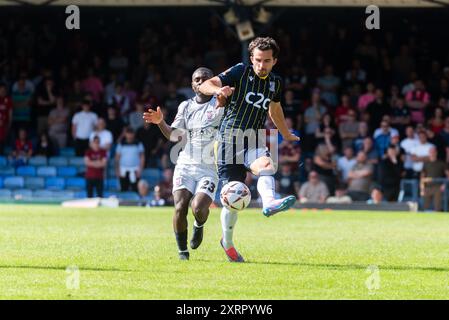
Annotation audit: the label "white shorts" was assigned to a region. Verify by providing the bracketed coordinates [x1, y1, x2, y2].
[172, 164, 218, 200]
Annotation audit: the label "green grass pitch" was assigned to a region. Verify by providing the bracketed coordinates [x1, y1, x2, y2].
[0, 204, 449, 299]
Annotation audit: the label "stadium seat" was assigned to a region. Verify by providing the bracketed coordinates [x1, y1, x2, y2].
[0, 156, 7, 166]
[12, 189, 33, 200]
[32, 189, 53, 199]
[0, 189, 12, 199]
[52, 190, 75, 200]
[65, 177, 86, 190]
[57, 166, 78, 177]
[0, 166, 15, 176]
[45, 177, 66, 191]
[25, 177, 45, 190]
[118, 192, 140, 201]
[74, 190, 87, 199]
[3, 177, 25, 189]
[59, 147, 76, 157]
[108, 166, 117, 178]
[142, 169, 162, 186]
[37, 166, 57, 177]
[49, 157, 69, 167]
[28, 156, 48, 166]
[106, 178, 120, 191]
[16, 166, 37, 177]
[68, 157, 85, 167]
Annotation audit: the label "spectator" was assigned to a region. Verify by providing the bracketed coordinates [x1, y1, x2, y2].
[108, 82, 130, 119]
[115, 127, 145, 192]
[326, 185, 352, 204]
[357, 82, 376, 112]
[361, 137, 379, 166]
[428, 107, 445, 135]
[89, 117, 113, 152]
[421, 147, 446, 211]
[84, 136, 107, 198]
[149, 185, 166, 207]
[440, 117, 449, 162]
[66, 80, 86, 114]
[48, 96, 69, 148]
[425, 127, 446, 161]
[400, 126, 419, 178]
[406, 79, 430, 124]
[390, 98, 410, 137]
[353, 121, 369, 152]
[317, 65, 340, 107]
[366, 89, 391, 133]
[304, 90, 326, 152]
[410, 130, 434, 179]
[36, 77, 57, 134]
[374, 120, 393, 158]
[72, 99, 98, 156]
[345, 59, 367, 86]
[11, 76, 34, 129]
[106, 106, 125, 143]
[379, 145, 403, 201]
[0, 83, 12, 155]
[35, 133, 54, 157]
[367, 186, 385, 205]
[299, 171, 329, 203]
[313, 144, 337, 195]
[282, 89, 301, 119]
[335, 94, 353, 125]
[81, 68, 104, 104]
[137, 179, 152, 206]
[129, 101, 145, 132]
[157, 168, 174, 206]
[275, 165, 300, 199]
[339, 109, 359, 149]
[347, 151, 373, 201]
[337, 146, 356, 183]
[373, 116, 399, 139]
[10, 128, 33, 166]
[136, 121, 166, 168]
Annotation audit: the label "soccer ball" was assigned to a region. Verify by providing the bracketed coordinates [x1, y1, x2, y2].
[220, 181, 252, 211]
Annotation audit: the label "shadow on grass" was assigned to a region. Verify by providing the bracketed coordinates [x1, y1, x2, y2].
[196, 259, 449, 273]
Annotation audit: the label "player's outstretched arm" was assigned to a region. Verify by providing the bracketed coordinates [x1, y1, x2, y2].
[143, 107, 180, 142]
[268, 101, 300, 142]
[199, 76, 234, 108]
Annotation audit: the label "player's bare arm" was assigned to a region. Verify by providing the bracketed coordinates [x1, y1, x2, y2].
[143, 106, 185, 143]
[199, 76, 234, 108]
[268, 101, 300, 142]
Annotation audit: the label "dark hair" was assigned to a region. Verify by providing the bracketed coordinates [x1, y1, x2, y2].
[248, 37, 280, 59]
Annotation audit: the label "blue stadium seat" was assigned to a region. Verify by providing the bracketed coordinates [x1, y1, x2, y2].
[28, 156, 47, 166]
[59, 147, 76, 157]
[32, 189, 53, 199]
[25, 177, 45, 190]
[16, 166, 36, 177]
[49, 156, 69, 167]
[57, 166, 78, 177]
[12, 189, 33, 200]
[0, 189, 12, 199]
[106, 178, 120, 191]
[74, 190, 87, 198]
[0, 156, 7, 167]
[0, 166, 15, 176]
[118, 192, 140, 201]
[66, 177, 86, 190]
[52, 190, 75, 200]
[108, 166, 117, 178]
[142, 169, 162, 186]
[45, 177, 66, 191]
[68, 157, 85, 167]
[3, 176, 25, 189]
[37, 166, 57, 177]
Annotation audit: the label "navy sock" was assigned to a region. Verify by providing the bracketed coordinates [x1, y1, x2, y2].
[175, 230, 188, 252]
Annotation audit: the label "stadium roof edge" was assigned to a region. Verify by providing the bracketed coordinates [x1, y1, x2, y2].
[0, 0, 448, 7]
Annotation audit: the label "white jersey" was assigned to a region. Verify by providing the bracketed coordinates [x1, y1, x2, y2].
[171, 96, 223, 170]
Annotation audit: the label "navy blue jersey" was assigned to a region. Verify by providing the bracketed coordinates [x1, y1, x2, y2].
[217, 63, 282, 136]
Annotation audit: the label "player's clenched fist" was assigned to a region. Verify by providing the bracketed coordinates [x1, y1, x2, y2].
[215, 86, 234, 108]
[143, 106, 163, 124]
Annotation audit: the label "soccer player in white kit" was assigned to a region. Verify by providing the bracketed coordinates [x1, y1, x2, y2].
[143, 67, 223, 260]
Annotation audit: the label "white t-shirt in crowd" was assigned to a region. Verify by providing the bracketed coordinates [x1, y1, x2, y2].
[337, 156, 357, 182]
[410, 142, 434, 172]
[89, 129, 113, 149]
[72, 111, 98, 139]
[400, 137, 419, 169]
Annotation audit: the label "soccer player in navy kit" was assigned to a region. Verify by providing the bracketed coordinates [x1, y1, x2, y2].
[199, 37, 300, 262]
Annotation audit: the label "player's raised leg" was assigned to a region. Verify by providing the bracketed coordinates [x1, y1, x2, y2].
[190, 192, 212, 250]
[250, 156, 296, 217]
[173, 189, 193, 260]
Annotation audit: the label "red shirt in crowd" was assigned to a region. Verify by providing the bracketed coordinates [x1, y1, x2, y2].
[85, 148, 107, 179]
[0, 95, 12, 141]
[15, 139, 33, 155]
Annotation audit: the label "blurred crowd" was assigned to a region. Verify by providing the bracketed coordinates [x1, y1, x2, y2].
[1, 10, 449, 208]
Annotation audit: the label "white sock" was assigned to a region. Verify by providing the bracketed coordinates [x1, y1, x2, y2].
[194, 220, 204, 228]
[257, 175, 276, 208]
[220, 207, 238, 249]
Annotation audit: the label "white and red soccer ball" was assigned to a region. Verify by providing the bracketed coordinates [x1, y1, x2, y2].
[220, 181, 251, 211]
